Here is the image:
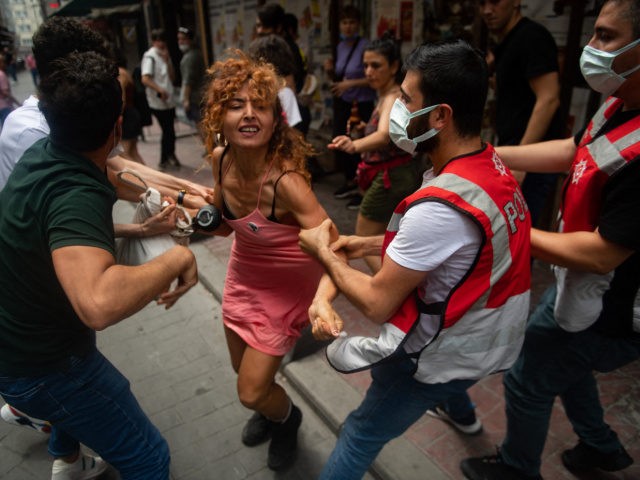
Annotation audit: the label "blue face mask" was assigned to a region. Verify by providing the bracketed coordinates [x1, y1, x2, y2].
[339, 33, 358, 41]
[580, 38, 640, 96]
[389, 99, 440, 154]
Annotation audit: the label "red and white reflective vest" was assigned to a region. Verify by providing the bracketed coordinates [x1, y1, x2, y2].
[327, 145, 531, 383]
[554, 97, 640, 332]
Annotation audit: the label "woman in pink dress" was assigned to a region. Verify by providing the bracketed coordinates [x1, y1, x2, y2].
[200, 51, 339, 471]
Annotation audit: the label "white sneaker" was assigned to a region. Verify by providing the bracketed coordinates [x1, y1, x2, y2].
[1, 403, 51, 433]
[426, 405, 483, 435]
[51, 454, 108, 480]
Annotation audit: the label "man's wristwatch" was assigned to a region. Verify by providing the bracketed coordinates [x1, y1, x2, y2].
[177, 189, 186, 206]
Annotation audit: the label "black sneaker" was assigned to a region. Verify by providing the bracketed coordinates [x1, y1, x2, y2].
[267, 405, 302, 471]
[241, 411, 273, 447]
[561, 441, 633, 472]
[461, 453, 543, 480]
[334, 183, 358, 199]
[346, 194, 362, 210]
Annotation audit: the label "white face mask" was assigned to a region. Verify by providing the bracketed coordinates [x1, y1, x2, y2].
[389, 99, 440, 154]
[580, 38, 640, 96]
[178, 44, 189, 53]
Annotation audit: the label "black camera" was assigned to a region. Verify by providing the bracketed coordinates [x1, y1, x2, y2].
[193, 204, 222, 232]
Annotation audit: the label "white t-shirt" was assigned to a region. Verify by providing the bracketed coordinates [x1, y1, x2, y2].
[0, 95, 49, 190]
[141, 47, 175, 110]
[277, 87, 302, 128]
[385, 169, 482, 305]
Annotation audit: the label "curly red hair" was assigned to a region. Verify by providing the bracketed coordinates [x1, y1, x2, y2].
[202, 49, 314, 182]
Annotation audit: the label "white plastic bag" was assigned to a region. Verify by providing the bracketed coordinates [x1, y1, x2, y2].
[115, 170, 193, 265]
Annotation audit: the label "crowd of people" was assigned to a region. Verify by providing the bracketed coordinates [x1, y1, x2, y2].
[0, 0, 639, 479]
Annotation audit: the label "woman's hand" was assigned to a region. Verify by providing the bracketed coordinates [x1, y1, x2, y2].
[330, 80, 350, 97]
[309, 297, 343, 340]
[328, 135, 357, 154]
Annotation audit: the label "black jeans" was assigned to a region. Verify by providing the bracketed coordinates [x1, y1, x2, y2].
[150, 107, 176, 163]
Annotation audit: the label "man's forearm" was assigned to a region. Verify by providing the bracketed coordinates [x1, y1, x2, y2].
[96, 246, 195, 327]
[114, 223, 145, 238]
[107, 157, 210, 207]
[53, 245, 196, 330]
[142, 75, 163, 95]
[520, 97, 560, 146]
[317, 246, 387, 323]
[531, 228, 633, 274]
[496, 138, 575, 173]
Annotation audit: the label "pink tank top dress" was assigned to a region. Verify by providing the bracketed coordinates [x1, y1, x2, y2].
[220, 155, 324, 356]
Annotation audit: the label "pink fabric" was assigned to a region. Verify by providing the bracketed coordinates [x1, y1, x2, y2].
[221, 167, 323, 356]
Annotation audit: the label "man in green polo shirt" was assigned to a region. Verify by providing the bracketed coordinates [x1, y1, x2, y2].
[0, 51, 197, 479]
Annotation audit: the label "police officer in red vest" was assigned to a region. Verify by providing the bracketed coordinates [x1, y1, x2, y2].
[299, 40, 531, 480]
[461, 1, 640, 479]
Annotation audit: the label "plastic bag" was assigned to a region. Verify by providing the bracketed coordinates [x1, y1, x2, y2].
[115, 170, 193, 265]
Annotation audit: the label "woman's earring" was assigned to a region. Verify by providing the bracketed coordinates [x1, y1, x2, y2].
[215, 133, 228, 146]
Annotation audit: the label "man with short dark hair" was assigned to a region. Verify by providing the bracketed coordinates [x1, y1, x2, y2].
[299, 40, 531, 480]
[480, 0, 563, 228]
[177, 27, 205, 127]
[461, 1, 640, 478]
[256, 3, 306, 94]
[142, 29, 180, 170]
[0, 50, 197, 479]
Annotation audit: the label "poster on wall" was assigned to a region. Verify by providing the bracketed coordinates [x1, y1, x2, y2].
[400, 2, 413, 42]
[208, 0, 258, 61]
[375, 1, 398, 38]
[370, 0, 423, 56]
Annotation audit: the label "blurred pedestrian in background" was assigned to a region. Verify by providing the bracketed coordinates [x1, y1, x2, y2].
[141, 29, 181, 170]
[177, 26, 206, 132]
[0, 54, 20, 126]
[116, 52, 146, 165]
[327, 36, 420, 272]
[324, 5, 375, 209]
[25, 52, 39, 87]
[481, 0, 563, 228]
[248, 34, 303, 130]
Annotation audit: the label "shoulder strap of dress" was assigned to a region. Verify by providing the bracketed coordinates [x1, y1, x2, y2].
[255, 156, 277, 209]
[270, 170, 306, 219]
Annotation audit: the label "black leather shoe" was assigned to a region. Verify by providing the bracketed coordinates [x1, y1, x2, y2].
[562, 441, 633, 472]
[241, 411, 272, 447]
[267, 405, 302, 471]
